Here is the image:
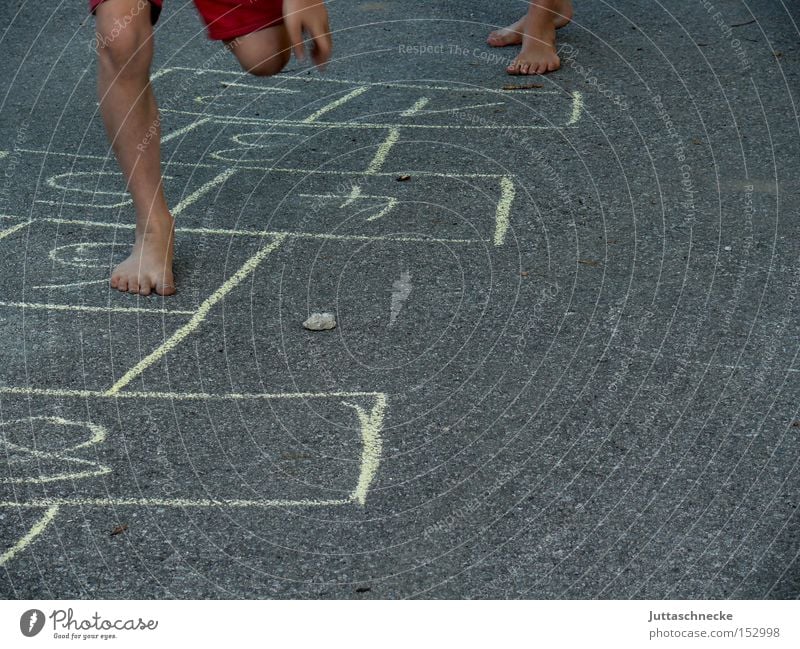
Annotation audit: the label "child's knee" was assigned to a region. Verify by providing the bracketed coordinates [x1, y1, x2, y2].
[238, 49, 291, 77]
[95, 8, 153, 75]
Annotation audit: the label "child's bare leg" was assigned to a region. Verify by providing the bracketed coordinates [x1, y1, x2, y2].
[506, 0, 573, 75]
[96, 0, 175, 296]
[487, 0, 572, 48]
[224, 24, 291, 76]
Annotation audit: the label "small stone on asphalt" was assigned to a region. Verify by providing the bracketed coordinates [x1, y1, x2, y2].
[303, 312, 337, 331]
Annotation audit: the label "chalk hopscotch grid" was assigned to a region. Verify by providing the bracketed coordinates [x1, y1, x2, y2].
[0, 72, 582, 566]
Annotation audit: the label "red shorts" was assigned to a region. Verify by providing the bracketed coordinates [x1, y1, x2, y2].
[90, 0, 283, 41]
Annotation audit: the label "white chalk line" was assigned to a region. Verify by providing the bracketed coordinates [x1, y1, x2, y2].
[0, 300, 195, 316]
[0, 506, 60, 567]
[302, 86, 369, 123]
[366, 128, 400, 175]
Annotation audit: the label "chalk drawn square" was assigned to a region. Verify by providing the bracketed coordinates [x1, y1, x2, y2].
[0, 392, 385, 508]
[0, 392, 386, 568]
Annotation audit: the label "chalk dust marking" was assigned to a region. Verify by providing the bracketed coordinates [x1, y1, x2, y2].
[105, 233, 287, 395]
[0, 506, 60, 567]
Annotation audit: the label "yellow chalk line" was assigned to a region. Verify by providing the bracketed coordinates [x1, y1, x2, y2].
[149, 67, 173, 81]
[0, 498, 350, 509]
[216, 81, 299, 93]
[2, 451, 110, 485]
[0, 300, 195, 316]
[494, 177, 516, 246]
[19, 149, 505, 179]
[46, 171, 127, 196]
[162, 117, 211, 143]
[163, 108, 568, 131]
[172, 168, 237, 216]
[0, 220, 29, 241]
[35, 199, 132, 209]
[33, 278, 111, 290]
[567, 91, 584, 126]
[0, 386, 382, 400]
[0, 396, 387, 508]
[1, 416, 111, 485]
[20, 149, 505, 179]
[0, 506, 60, 567]
[417, 101, 506, 116]
[366, 128, 401, 175]
[298, 190, 398, 221]
[345, 394, 387, 506]
[340, 185, 362, 207]
[38, 217, 483, 244]
[105, 234, 287, 395]
[401, 97, 430, 117]
[302, 86, 369, 123]
[169, 66, 562, 94]
[366, 197, 398, 222]
[0, 150, 9, 160]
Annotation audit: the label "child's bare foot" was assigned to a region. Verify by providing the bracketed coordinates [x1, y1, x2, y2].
[110, 213, 176, 296]
[487, 16, 526, 48]
[487, 0, 572, 48]
[506, 0, 572, 75]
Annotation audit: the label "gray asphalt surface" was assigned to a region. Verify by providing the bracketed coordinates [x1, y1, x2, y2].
[0, 0, 799, 599]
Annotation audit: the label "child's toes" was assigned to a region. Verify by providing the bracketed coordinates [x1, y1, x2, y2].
[156, 280, 176, 296]
[128, 278, 140, 294]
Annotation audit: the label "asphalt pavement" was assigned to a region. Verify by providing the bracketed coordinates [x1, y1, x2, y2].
[0, 0, 799, 599]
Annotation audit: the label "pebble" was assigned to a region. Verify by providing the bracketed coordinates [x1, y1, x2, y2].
[303, 312, 336, 331]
